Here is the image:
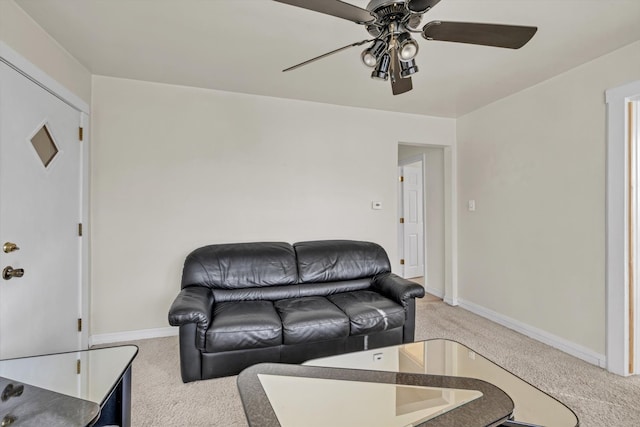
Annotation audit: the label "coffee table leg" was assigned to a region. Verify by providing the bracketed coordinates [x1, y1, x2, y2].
[93, 365, 132, 427]
[120, 366, 132, 427]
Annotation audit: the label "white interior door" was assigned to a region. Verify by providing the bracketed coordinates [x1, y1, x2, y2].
[400, 164, 425, 279]
[0, 62, 83, 359]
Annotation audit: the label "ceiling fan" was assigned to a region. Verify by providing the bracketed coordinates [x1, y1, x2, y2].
[274, 0, 537, 95]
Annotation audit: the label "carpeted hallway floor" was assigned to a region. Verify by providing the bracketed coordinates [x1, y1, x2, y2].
[123, 297, 640, 426]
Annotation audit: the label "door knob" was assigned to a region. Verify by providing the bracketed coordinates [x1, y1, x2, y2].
[2, 242, 19, 253]
[1, 383, 23, 401]
[1, 415, 16, 427]
[2, 267, 24, 280]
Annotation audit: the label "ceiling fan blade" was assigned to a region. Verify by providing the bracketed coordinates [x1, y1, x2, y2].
[422, 21, 538, 49]
[283, 40, 373, 72]
[407, 0, 441, 13]
[273, 0, 374, 24]
[390, 48, 413, 96]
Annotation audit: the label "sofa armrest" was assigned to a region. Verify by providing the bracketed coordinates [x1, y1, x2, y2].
[168, 286, 214, 350]
[371, 273, 425, 308]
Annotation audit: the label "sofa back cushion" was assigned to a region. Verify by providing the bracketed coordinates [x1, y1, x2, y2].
[294, 240, 391, 283]
[212, 278, 372, 303]
[181, 242, 297, 289]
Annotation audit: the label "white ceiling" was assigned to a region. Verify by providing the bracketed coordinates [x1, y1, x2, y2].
[14, 0, 640, 118]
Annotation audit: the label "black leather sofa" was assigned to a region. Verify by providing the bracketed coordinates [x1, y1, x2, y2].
[168, 240, 425, 382]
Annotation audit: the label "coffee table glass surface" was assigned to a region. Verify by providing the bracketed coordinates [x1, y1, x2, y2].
[0, 345, 137, 427]
[304, 339, 578, 427]
[238, 362, 515, 427]
[259, 373, 483, 427]
[0, 345, 137, 406]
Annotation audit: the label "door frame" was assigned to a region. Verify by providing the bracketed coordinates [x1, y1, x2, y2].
[398, 143, 458, 306]
[606, 79, 640, 375]
[0, 42, 91, 349]
[398, 154, 427, 280]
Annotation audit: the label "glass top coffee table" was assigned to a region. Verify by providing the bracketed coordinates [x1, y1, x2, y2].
[304, 339, 579, 427]
[238, 362, 515, 426]
[0, 345, 138, 427]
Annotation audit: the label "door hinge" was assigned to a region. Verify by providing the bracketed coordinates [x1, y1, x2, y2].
[77, 318, 82, 332]
[400, 259, 405, 265]
[399, 176, 404, 182]
[78, 223, 83, 237]
[79, 127, 84, 141]
[77, 359, 81, 374]
[400, 217, 405, 224]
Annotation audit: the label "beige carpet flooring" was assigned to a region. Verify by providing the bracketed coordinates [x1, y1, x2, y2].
[123, 298, 640, 426]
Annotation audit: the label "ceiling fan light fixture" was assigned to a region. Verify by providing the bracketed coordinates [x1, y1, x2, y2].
[361, 39, 388, 67]
[399, 58, 419, 78]
[361, 50, 378, 67]
[397, 33, 419, 61]
[371, 53, 391, 80]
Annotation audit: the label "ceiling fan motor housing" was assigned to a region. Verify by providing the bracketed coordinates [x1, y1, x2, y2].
[366, 0, 422, 37]
[366, 0, 407, 14]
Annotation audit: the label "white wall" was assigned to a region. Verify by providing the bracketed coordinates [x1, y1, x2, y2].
[457, 40, 640, 358]
[0, 0, 91, 103]
[398, 145, 445, 297]
[90, 76, 455, 336]
[11, 0, 636, 360]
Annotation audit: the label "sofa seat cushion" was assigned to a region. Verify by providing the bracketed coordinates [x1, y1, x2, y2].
[328, 291, 405, 336]
[275, 297, 349, 345]
[206, 301, 281, 353]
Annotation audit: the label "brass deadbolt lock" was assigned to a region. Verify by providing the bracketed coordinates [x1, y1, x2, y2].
[2, 242, 19, 253]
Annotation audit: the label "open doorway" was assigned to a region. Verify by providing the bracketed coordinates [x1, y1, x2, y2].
[398, 144, 446, 300]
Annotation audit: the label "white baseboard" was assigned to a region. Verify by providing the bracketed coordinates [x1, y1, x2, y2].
[457, 298, 607, 368]
[426, 287, 458, 306]
[90, 326, 178, 346]
[443, 296, 458, 306]
[425, 286, 444, 299]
